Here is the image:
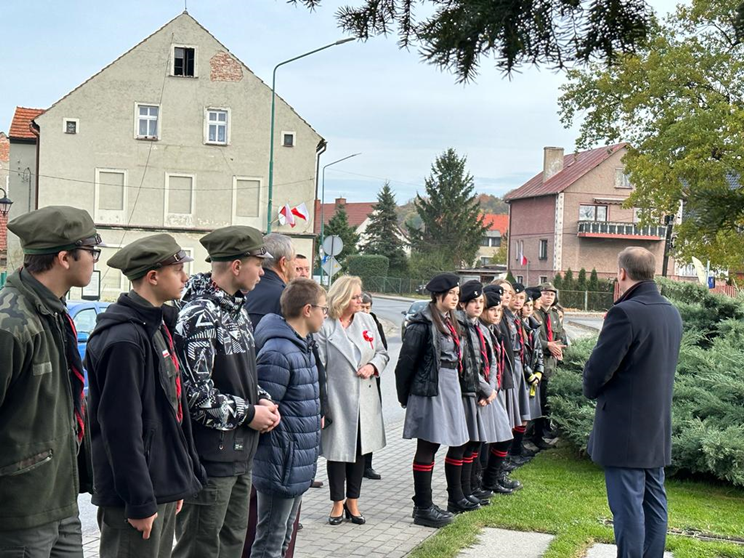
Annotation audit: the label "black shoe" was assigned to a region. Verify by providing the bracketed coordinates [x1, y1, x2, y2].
[344, 503, 366, 525]
[447, 498, 480, 514]
[466, 494, 491, 506]
[297, 522, 304, 531]
[533, 438, 553, 450]
[363, 468, 382, 480]
[498, 473, 523, 491]
[413, 505, 454, 528]
[472, 488, 493, 499]
[328, 514, 344, 525]
[507, 454, 533, 468]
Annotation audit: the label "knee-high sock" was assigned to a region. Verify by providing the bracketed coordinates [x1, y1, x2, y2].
[463, 442, 482, 496]
[444, 456, 465, 502]
[485, 441, 511, 485]
[412, 461, 435, 508]
[510, 425, 527, 456]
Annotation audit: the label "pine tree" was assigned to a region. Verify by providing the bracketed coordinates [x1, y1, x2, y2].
[563, 268, 575, 291]
[324, 204, 360, 270]
[407, 148, 488, 268]
[577, 268, 588, 291]
[553, 273, 563, 290]
[361, 182, 408, 274]
[588, 268, 600, 292]
[506, 271, 517, 284]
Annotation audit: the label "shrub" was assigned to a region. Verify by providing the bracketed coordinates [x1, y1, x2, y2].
[347, 255, 389, 284]
[549, 281, 744, 486]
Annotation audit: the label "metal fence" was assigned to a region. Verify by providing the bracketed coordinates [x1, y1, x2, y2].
[556, 289, 615, 312]
[362, 276, 430, 296]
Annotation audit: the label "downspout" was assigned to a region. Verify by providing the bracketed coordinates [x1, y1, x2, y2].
[30, 120, 41, 210]
[314, 139, 327, 264]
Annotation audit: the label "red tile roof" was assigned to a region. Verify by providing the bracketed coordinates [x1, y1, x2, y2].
[505, 143, 627, 201]
[314, 199, 376, 234]
[482, 213, 508, 234]
[9, 107, 45, 140]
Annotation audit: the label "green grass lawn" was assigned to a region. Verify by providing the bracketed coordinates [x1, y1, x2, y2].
[411, 446, 744, 558]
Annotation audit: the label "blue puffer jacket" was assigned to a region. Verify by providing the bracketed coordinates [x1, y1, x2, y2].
[252, 314, 321, 497]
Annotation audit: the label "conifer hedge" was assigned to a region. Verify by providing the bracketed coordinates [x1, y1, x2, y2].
[549, 279, 744, 486]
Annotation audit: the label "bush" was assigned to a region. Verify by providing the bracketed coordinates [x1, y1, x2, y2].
[347, 255, 389, 283]
[549, 280, 744, 487]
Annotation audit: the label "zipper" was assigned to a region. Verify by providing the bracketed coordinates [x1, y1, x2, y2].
[0, 450, 53, 477]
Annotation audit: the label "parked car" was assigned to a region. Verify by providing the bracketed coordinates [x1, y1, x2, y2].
[400, 300, 429, 339]
[68, 300, 111, 393]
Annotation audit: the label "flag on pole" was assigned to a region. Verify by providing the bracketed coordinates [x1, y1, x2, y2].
[291, 202, 310, 221]
[519, 243, 528, 266]
[279, 203, 296, 227]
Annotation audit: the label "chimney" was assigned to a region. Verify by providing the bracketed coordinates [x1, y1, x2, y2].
[335, 197, 346, 208]
[543, 147, 564, 182]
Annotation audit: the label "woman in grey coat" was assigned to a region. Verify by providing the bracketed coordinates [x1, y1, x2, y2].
[314, 275, 389, 526]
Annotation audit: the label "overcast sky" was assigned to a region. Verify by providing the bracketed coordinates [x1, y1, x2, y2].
[1, 0, 681, 204]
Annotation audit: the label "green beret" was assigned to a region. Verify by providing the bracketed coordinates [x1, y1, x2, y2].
[8, 206, 101, 254]
[200, 226, 270, 262]
[108, 234, 193, 280]
[539, 282, 557, 292]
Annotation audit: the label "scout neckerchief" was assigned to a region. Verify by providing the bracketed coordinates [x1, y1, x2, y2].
[546, 313, 554, 342]
[63, 314, 86, 444]
[161, 323, 184, 423]
[444, 316, 463, 374]
[513, 315, 525, 361]
[475, 324, 490, 382]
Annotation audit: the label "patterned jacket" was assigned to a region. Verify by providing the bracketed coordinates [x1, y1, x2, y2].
[175, 273, 270, 476]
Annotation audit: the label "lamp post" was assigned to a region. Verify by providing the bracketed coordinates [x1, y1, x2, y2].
[266, 37, 355, 233]
[0, 188, 13, 217]
[318, 152, 361, 285]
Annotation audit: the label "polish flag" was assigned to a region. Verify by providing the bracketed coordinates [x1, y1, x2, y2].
[519, 244, 528, 266]
[279, 204, 296, 227]
[291, 202, 310, 221]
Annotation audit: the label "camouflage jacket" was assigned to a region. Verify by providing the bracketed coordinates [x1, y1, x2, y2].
[0, 269, 89, 530]
[536, 306, 567, 379]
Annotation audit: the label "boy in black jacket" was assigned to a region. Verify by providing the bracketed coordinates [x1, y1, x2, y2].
[86, 234, 206, 558]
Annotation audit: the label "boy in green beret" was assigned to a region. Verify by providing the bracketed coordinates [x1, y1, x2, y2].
[173, 225, 280, 558]
[85, 234, 207, 558]
[0, 206, 103, 556]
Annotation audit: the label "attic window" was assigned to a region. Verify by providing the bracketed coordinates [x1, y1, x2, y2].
[282, 132, 296, 147]
[63, 118, 79, 134]
[174, 47, 195, 77]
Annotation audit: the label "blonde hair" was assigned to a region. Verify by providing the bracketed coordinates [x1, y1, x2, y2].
[327, 275, 363, 319]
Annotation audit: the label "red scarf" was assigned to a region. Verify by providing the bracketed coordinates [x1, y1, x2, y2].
[161, 323, 183, 423]
[514, 316, 525, 361]
[444, 317, 463, 375]
[475, 325, 490, 382]
[546, 314, 554, 342]
[63, 314, 86, 443]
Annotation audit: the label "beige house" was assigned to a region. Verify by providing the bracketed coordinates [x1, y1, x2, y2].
[7, 13, 324, 298]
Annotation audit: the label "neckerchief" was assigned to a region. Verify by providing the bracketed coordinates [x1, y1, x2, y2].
[475, 325, 490, 382]
[161, 322, 184, 423]
[513, 316, 525, 361]
[63, 314, 86, 444]
[444, 316, 463, 375]
[546, 313, 554, 342]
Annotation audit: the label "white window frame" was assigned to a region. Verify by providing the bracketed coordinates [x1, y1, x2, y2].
[134, 103, 161, 140]
[232, 176, 263, 224]
[615, 168, 632, 189]
[94, 168, 128, 224]
[539, 239, 548, 260]
[281, 131, 296, 148]
[517, 275, 524, 284]
[164, 172, 196, 226]
[540, 276, 548, 284]
[96, 246, 129, 294]
[62, 118, 79, 134]
[171, 44, 198, 77]
[204, 108, 230, 145]
[182, 247, 194, 277]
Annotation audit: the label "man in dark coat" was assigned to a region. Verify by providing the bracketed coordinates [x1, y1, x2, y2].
[583, 247, 682, 558]
[244, 233, 296, 327]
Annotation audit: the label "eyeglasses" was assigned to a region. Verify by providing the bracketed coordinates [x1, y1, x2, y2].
[311, 305, 329, 316]
[77, 247, 101, 263]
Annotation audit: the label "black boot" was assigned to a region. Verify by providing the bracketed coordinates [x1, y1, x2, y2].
[466, 494, 491, 506]
[413, 505, 455, 528]
[447, 498, 480, 514]
[498, 469, 523, 491]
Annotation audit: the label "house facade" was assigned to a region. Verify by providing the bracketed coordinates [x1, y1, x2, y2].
[505, 145, 677, 285]
[0, 132, 9, 260]
[7, 13, 323, 298]
[477, 213, 508, 266]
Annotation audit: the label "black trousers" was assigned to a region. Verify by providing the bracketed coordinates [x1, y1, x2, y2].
[327, 435, 365, 501]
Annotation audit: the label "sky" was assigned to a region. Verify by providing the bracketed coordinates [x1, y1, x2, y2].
[1, 0, 682, 204]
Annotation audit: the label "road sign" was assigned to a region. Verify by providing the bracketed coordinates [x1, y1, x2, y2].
[321, 256, 342, 279]
[322, 235, 344, 257]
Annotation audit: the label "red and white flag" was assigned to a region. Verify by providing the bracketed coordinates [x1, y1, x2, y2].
[279, 203, 296, 227]
[291, 202, 310, 221]
[519, 244, 528, 266]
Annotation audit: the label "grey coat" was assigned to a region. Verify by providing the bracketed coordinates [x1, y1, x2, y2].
[315, 312, 389, 462]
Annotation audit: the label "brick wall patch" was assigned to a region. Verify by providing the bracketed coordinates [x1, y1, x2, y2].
[210, 51, 243, 82]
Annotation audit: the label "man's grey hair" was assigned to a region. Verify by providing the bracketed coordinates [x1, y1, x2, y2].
[618, 247, 656, 282]
[262, 233, 296, 270]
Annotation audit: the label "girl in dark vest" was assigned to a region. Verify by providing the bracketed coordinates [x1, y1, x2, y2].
[521, 291, 545, 424]
[395, 273, 468, 528]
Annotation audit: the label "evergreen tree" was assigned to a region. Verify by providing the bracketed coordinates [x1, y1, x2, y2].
[588, 268, 600, 292]
[407, 149, 488, 269]
[362, 182, 408, 274]
[577, 268, 588, 291]
[506, 271, 517, 284]
[553, 273, 563, 290]
[324, 204, 360, 270]
[563, 268, 575, 290]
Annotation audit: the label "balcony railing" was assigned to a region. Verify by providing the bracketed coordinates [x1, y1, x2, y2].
[577, 221, 667, 240]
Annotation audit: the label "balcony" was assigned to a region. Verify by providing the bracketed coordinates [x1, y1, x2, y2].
[577, 221, 667, 240]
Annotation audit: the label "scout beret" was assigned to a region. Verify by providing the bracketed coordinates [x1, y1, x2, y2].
[108, 234, 193, 280]
[426, 273, 459, 294]
[484, 291, 502, 309]
[525, 287, 543, 303]
[512, 283, 526, 294]
[484, 284, 504, 297]
[200, 226, 270, 262]
[460, 280, 484, 304]
[8, 206, 102, 254]
[539, 281, 557, 292]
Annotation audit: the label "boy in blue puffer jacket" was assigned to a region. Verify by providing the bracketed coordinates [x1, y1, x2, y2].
[251, 278, 327, 558]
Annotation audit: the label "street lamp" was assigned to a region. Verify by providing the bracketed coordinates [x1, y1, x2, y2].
[0, 188, 13, 217]
[319, 152, 361, 285]
[266, 37, 356, 233]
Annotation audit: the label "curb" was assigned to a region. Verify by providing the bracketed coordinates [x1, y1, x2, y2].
[371, 293, 418, 303]
[566, 319, 601, 333]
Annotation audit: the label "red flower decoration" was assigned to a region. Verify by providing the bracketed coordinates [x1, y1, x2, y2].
[362, 330, 375, 348]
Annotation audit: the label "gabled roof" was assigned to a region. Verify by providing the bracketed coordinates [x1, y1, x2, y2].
[314, 200, 376, 234]
[482, 213, 508, 234]
[9, 107, 45, 140]
[505, 143, 627, 202]
[39, 12, 322, 140]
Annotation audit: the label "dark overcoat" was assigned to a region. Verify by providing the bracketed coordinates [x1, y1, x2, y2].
[583, 281, 683, 469]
